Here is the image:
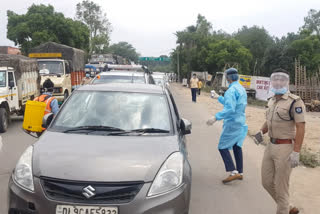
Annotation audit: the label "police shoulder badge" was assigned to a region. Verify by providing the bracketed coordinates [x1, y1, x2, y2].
[295, 107, 303, 114]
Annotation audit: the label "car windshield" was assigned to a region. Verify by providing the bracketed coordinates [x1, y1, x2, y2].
[38, 61, 64, 75]
[51, 91, 171, 134]
[0, 71, 6, 87]
[92, 75, 145, 84]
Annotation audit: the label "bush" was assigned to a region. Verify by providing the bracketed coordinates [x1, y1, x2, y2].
[300, 149, 320, 168]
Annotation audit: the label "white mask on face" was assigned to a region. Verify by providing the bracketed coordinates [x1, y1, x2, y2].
[270, 72, 289, 95]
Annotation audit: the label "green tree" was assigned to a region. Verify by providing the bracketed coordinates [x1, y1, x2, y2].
[301, 9, 320, 39]
[7, 4, 89, 54]
[76, 0, 111, 54]
[289, 35, 320, 74]
[261, 33, 300, 78]
[206, 39, 253, 75]
[235, 26, 273, 74]
[108, 42, 140, 63]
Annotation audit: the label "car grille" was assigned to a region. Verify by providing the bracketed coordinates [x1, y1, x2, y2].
[40, 177, 144, 204]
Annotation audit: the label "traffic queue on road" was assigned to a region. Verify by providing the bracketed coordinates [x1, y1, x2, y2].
[7, 59, 191, 214]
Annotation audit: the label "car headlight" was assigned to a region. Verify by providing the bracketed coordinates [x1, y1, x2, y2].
[14, 146, 34, 192]
[148, 152, 183, 197]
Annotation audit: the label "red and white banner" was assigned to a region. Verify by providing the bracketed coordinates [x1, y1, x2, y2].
[255, 77, 274, 101]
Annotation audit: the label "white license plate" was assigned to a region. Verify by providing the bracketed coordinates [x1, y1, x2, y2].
[56, 205, 118, 214]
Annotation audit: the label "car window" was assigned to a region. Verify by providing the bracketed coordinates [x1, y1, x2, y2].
[51, 91, 172, 133]
[168, 90, 180, 121]
[8, 72, 15, 86]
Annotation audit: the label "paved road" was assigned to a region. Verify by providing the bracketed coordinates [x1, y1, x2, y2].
[0, 116, 37, 214]
[0, 84, 276, 214]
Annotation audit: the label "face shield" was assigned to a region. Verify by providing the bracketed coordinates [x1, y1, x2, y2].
[270, 72, 289, 95]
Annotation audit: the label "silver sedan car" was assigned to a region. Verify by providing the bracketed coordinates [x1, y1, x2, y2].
[8, 83, 192, 214]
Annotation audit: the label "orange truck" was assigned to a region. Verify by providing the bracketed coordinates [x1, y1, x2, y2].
[29, 42, 85, 103]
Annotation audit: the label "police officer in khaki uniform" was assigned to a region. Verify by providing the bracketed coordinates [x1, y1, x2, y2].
[254, 69, 305, 214]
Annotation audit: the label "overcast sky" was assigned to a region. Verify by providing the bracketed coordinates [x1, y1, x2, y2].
[1, 0, 320, 56]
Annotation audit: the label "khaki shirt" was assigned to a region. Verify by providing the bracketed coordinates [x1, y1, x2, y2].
[190, 77, 199, 88]
[266, 92, 306, 139]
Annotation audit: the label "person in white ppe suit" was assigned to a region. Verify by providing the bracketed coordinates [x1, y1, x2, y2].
[207, 68, 248, 184]
[254, 68, 305, 214]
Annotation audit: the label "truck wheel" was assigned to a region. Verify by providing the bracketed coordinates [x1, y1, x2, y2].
[64, 91, 69, 101]
[0, 108, 8, 133]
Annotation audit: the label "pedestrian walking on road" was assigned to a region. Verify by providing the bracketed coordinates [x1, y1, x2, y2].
[254, 69, 305, 214]
[198, 79, 203, 95]
[206, 68, 248, 183]
[190, 74, 199, 102]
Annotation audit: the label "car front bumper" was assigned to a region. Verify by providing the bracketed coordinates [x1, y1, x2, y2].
[8, 176, 190, 214]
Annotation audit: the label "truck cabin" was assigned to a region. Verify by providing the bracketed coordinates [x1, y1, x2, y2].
[28, 53, 71, 77]
[0, 68, 15, 89]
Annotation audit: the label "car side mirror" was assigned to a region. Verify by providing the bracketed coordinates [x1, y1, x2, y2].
[180, 118, 192, 135]
[9, 81, 14, 89]
[42, 113, 54, 129]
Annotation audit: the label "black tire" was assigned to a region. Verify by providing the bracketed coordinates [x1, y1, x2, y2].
[63, 91, 69, 101]
[0, 108, 9, 133]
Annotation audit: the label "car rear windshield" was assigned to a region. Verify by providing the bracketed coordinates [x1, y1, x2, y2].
[51, 91, 172, 133]
[92, 75, 145, 84]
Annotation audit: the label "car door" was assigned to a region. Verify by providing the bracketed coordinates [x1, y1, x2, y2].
[7, 71, 19, 111]
[167, 90, 188, 155]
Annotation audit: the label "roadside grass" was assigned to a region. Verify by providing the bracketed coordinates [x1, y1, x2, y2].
[248, 131, 320, 168]
[202, 86, 216, 93]
[247, 97, 267, 107]
[300, 148, 320, 168]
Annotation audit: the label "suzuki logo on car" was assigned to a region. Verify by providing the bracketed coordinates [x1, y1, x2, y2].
[82, 185, 96, 199]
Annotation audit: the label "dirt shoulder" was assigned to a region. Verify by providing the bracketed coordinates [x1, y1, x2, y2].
[172, 83, 320, 214]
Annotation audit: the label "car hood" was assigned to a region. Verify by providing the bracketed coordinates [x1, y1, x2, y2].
[33, 131, 180, 182]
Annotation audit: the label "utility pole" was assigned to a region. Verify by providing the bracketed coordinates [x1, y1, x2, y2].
[177, 47, 180, 83]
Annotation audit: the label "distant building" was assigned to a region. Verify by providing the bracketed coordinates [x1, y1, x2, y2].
[0, 46, 21, 55]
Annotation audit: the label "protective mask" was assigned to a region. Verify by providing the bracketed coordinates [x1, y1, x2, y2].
[270, 72, 289, 95]
[86, 74, 90, 77]
[271, 87, 288, 95]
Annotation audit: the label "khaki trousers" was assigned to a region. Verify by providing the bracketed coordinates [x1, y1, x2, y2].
[261, 143, 293, 214]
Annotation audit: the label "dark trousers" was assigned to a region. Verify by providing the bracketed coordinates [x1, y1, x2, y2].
[198, 89, 201, 95]
[191, 88, 197, 102]
[219, 144, 243, 173]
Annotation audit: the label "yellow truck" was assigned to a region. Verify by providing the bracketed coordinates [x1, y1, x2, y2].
[29, 42, 85, 103]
